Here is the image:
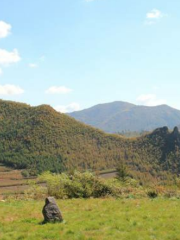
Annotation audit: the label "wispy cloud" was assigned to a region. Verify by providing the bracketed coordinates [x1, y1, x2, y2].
[0, 49, 21, 66]
[28, 63, 38, 68]
[137, 94, 166, 106]
[54, 102, 80, 113]
[0, 21, 11, 39]
[45, 86, 72, 94]
[28, 55, 45, 69]
[145, 9, 166, 25]
[0, 84, 24, 95]
[0, 68, 2, 75]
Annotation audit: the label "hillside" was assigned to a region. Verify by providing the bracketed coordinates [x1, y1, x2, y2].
[69, 101, 180, 133]
[1, 100, 180, 183]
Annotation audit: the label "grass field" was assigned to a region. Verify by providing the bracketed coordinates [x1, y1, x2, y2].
[1, 198, 180, 240]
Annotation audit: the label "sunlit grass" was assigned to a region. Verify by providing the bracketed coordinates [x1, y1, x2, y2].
[1, 198, 180, 240]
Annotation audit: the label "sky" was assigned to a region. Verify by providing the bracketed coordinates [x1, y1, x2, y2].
[1, 0, 180, 112]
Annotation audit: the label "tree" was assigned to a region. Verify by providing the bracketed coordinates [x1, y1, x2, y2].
[116, 161, 129, 182]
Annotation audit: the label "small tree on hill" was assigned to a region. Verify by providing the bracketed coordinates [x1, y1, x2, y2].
[116, 161, 129, 182]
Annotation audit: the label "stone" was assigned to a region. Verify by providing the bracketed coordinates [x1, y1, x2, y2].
[42, 197, 63, 223]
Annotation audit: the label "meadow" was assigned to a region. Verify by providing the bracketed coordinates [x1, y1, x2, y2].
[1, 167, 180, 240]
[1, 198, 180, 240]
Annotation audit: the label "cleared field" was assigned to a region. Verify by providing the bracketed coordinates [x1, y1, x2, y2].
[0, 198, 180, 240]
[0, 165, 34, 195]
[0, 165, 24, 183]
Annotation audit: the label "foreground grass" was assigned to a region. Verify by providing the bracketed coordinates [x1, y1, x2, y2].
[0, 198, 180, 240]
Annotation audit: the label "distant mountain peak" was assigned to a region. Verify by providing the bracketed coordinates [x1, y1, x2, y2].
[69, 101, 180, 133]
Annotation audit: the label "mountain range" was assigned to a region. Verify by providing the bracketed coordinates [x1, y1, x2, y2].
[69, 101, 180, 133]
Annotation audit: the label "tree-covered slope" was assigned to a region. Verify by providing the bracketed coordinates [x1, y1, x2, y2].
[0, 100, 132, 174]
[1, 100, 180, 182]
[69, 101, 180, 133]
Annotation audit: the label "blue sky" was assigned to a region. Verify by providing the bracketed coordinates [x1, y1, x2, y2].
[0, 0, 180, 112]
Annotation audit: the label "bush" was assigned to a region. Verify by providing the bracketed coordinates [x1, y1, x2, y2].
[21, 170, 30, 178]
[24, 182, 48, 200]
[39, 171, 115, 199]
[116, 162, 129, 182]
[147, 190, 158, 198]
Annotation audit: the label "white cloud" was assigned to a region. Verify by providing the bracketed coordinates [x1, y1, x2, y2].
[54, 102, 80, 113]
[137, 94, 166, 106]
[0, 49, 21, 66]
[0, 84, 24, 95]
[145, 9, 166, 25]
[146, 9, 163, 19]
[45, 86, 72, 94]
[0, 22, 21, 74]
[28, 63, 38, 68]
[0, 21, 11, 39]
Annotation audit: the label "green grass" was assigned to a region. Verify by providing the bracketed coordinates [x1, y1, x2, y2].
[1, 198, 180, 240]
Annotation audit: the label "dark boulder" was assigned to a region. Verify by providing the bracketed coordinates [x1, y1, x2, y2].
[42, 197, 63, 223]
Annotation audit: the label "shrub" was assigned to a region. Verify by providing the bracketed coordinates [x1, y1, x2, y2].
[21, 170, 30, 178]
[39, 171, 115, 199]
[116, 162, 129, 182]
[147, 190, 158, 198]
[24, 183, 48, 200]
[163, 189, 178, 198]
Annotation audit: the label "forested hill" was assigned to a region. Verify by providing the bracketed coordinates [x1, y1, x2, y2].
[69, 101, 180, 133]
[1, 99, 180, 182]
